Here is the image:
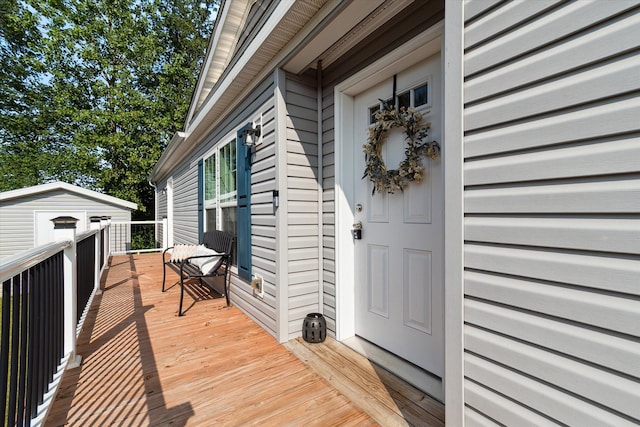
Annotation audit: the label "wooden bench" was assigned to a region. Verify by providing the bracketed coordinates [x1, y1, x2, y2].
[162, 230, 234, 316]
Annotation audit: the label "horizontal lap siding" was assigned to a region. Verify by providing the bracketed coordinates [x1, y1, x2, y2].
[172, 164, 199, 245]
[321, 87, 336, 335]
[462, 1, 640, 425]
[233, 96, 278, 337]
[162, 76, 278, 337]
[285, 74, 320, 339]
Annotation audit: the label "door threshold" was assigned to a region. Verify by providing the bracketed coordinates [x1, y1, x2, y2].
[343, 335, 444, 402]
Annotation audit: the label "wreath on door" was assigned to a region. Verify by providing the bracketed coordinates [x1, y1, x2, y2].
[362, 105, 440, 194]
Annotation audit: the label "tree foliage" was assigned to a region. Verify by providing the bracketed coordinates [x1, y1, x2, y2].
[0, 0, 218, 217]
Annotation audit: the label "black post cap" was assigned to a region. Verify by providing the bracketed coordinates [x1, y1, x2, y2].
[51, 216, 79, 229]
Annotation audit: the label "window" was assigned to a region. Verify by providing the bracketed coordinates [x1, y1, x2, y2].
[396, 82, 429, 110]
[204, 140, 237, 264]
[369, 83, 430, 124]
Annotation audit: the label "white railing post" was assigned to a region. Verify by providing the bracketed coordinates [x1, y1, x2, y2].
[106, 216, 112, 256]
[51, 216, 82, 369]
[101, 216, 111, 264]
[90, 216, 103, 295]
[162, 217, 168, 250]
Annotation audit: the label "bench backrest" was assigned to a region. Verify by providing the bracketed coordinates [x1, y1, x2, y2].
[201, 230, 234, 255]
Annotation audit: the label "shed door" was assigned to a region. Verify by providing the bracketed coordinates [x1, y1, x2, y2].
[353, 54, 444, 376]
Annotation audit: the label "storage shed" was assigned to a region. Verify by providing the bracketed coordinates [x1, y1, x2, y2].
[0, 181, 137, 260]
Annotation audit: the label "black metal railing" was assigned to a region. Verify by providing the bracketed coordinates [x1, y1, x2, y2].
[1, 250, 65, 427]
[76, 235, 96, 324]
[99, 228, 105, 269]
[0, 221, 111, 426]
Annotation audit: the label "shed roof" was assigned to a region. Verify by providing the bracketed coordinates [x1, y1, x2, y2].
[0, 182, 138, 211]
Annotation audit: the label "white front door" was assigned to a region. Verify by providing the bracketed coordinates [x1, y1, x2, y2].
[353, 54, 444, 376]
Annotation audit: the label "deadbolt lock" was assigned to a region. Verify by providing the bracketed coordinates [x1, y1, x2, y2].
[352, 221, 362, 240]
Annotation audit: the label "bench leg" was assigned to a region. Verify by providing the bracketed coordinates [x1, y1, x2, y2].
[162, 263, 167, 292]
[179, 276, 186, 316]
[223, 267, 230, 307]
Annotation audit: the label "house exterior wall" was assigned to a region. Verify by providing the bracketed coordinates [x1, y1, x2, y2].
[283, 71, 320, 339]
[461, 1, 640, 424]
[239, 94, 278, 336]
[154, 77, 279, 336]
[172, 162, 199, 245]
[0, 190, 132, 259]
[320, 85, 337, 336]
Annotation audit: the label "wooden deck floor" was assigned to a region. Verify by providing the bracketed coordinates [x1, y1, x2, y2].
[46, 253, 443, 426]
[286, 338, 444, 426]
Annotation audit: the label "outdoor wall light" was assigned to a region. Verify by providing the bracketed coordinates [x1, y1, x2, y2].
[272, 190, 279, 208]
[240, 123, 261, 147]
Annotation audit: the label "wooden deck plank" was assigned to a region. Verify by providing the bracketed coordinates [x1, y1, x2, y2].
[285, 338, 410, 426]
[286, 337, 445, 427]
[323, 339, 445, 421]
[45, 254, 376, 426]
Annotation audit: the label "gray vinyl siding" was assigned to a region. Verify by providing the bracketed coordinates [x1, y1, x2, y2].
[0, 190, 132, 259]
[159, 77, 279, 337]
[233, 95, 278, 337]
[284, 72, 320, 339]
[172, 163, 199, 245]
[462, 1, 640, 425]
[321, 86, 336, 336]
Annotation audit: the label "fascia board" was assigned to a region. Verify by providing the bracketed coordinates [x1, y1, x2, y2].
[149, 131, 186, 182]
[185, 0, 298, 140]
[185, 0, 252, 127]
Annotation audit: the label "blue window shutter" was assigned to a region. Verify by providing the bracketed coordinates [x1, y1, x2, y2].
[197, 158, 204, 241]
[236, 129, 252, 281]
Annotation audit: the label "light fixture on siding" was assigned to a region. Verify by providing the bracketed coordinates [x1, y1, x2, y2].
[272, 190, 279, 208]
[240, 122, 261, 147]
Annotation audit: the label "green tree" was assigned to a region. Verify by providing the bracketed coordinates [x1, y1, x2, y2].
[0, 0, 54, 189]
[0, 0, 218, 217]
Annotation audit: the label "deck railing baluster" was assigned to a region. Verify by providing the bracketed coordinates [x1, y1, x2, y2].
[8, 277, 21, 425]
[1, 280, 11, 424]
[17, 271, 29, 426]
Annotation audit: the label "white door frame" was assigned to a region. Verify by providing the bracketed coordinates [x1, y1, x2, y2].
[335, 23, 444, 342]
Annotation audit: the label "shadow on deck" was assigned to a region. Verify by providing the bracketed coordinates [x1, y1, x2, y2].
[46, 253, 443, 426]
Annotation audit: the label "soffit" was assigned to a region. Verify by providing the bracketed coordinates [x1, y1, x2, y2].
[282, 0, 414, 74]
[189, 0, 254, 122]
